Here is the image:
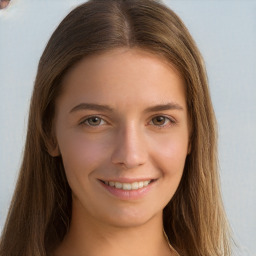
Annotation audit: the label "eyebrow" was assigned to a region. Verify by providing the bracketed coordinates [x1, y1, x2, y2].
[70, 103, 114, 113]
[143, 102, 184, 113]
[69, 102, 183, 114]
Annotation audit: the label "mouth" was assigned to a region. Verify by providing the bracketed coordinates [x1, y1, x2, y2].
[99, 179, 156, 191]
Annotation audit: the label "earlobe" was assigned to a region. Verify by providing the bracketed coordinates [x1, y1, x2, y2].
[48, 145, 60, 157]
[46, 138, 60, 157]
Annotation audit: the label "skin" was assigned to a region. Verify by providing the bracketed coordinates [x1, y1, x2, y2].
[51, 48, 190, 256]
[0, 1, 10, 9]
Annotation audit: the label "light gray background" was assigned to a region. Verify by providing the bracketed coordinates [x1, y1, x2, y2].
[0, 0, 255, 255]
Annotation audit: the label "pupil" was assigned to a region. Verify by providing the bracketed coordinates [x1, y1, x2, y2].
[89, 117, 100, 125]
[154, 116, 165, 125]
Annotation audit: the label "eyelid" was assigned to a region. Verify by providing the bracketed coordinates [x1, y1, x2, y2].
[148, 114, 177, 127]
[78, 114, 177, 128]
[79, 115, 108, 127]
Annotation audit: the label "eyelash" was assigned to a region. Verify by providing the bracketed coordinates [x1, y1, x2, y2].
[148, 115, 176, 128]
[80, 115, 107, 127]
[80, 115, 176, 128]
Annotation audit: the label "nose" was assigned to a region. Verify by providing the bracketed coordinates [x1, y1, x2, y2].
[111, 124, 147, 169]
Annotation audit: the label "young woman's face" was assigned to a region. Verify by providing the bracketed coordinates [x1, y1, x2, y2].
[53, 48, 190, 228]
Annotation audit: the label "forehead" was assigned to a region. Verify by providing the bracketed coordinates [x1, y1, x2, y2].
[58, 47, 186, 111]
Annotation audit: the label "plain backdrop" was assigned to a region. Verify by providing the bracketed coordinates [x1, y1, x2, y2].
[0, 0, 255, 255]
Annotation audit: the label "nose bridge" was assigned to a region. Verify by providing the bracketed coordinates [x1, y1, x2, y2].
[111, 122, 147, 168]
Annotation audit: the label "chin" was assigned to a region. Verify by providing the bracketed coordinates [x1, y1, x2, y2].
[94, 205, 162, 228]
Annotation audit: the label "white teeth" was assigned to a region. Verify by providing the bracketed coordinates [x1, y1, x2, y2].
[138, 181, 144, 188]
[103, 180, 152, 190]
[131, 182, 139, 190]
[115, 182, 122, 189]
[109, 181, 115, 187]
[143, 180, 150, 186]
[123, 183, 132, 190]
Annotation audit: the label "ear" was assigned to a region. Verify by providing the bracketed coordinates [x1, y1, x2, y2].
[48, 144, 60, 157]
[187, 140, 191, 155]
[46, 137, 60, 157]
[187, 118, 193, 155]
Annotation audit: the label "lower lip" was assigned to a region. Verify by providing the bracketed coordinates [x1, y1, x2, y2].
[99, 181, 156, 200]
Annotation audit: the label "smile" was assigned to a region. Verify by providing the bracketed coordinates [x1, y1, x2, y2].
[98, 179, 157, 200]
[101, 180, 152, 190]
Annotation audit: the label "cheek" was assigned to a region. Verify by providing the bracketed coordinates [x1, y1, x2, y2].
[57, 132, 108, 178]
[145, 132, 189, 205]
[150, 132, 188, 176]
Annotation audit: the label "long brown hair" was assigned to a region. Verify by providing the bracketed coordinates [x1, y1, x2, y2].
[0, 0, 232, 255]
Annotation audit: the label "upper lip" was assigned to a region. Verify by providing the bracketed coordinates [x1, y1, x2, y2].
[98, 178, 157, 183]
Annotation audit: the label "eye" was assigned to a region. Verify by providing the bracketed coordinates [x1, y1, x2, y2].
[150, 116, 175, 127]
[82, 116, 106, 127]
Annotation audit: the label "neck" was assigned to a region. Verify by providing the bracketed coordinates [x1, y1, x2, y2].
[54, 199, 172, 256]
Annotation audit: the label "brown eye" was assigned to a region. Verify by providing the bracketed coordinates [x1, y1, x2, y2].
[84, 116, 105, 126]
[151, 116, 168, 126]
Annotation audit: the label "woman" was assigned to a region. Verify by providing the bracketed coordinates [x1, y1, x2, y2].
[0, 0, 232, 255]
